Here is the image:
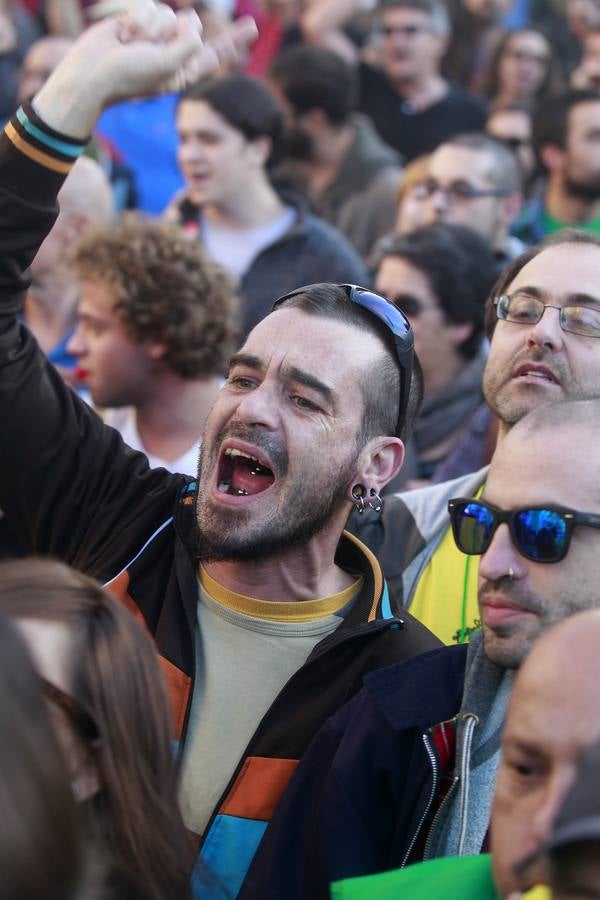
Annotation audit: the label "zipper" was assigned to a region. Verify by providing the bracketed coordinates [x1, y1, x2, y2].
[400, 731, 439, 867]
[456, 713, 479, 856]
[422, 711, 480, 859]
[423, 776, 458, 860]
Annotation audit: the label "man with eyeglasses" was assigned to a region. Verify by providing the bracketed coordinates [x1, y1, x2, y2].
[350, 228, 600, 653]
[241, 399, 600, 900]
[416, 131, 526, 272]
[300, 0, 486, 161]
[0, 6, 441, 899]
[514, 90, 600, 245]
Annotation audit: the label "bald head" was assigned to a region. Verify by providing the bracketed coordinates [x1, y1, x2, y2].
[31, 157, 113, 282]
[19, 37, 74, 105]
[492, 610, 600, 896]
[58, 157, 113, 225]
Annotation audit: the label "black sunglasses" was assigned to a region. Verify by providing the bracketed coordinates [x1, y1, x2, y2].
[272, 284, 414, 438]
[448, 497, 600, 563]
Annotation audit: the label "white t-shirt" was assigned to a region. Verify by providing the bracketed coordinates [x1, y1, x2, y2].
[200, 206, 296, 278]
[103, 406, 200, 475]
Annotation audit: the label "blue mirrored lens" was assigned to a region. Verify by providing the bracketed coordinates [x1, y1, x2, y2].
[457, 502, 495, 553]
[514, 509, 567, 561]
[351, 288, 411, 337]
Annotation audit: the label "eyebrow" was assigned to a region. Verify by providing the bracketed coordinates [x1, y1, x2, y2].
[511, 285, 600, 308]
[228, 354, 336, 407]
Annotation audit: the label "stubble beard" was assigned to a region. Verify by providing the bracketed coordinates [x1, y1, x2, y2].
[195, 427, 358, 564]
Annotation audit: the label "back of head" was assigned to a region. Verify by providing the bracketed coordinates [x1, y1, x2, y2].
[58, 156, 114, 227]
[0, 558, 193, 900]
[269, 46, 358, 126]
[180, 74, 284, 166]
[375, 222, 498, 359]
[0, 610, 86, 900]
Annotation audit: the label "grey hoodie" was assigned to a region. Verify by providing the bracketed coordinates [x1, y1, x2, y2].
[424, 631, 514, 858]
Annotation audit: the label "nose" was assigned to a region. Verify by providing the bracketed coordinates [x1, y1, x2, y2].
[234, 382, 279, 431]
[526, 305, 565, 352]
[479, 523, 527, 583]
[429, 188, 450, 217]
[66, 323, 86, 358]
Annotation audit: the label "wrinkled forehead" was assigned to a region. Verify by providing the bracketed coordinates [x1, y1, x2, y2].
[242, 307, 385, 390]
[430, 144, 496, 185]
[506, 243, 600, 297]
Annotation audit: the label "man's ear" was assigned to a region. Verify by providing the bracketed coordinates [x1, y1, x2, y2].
[350, 437, 405, 499]
[500, 191, 524, 230]
[538, 142, 565, 175]
[146, 342, 168, 362]
[248, 135, 272, 169]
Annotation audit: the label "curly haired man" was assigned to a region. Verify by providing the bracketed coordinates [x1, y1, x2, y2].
[68, 214, 239, 473]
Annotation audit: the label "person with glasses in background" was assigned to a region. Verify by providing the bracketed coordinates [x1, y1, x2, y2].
[239, 399, 600, 900]
[299, 0, 486, 162]
[415, 131, 526, 273]
[0, 5, 440, 899]
[350, 228, 600, 651]
[373, 224, 497, 485]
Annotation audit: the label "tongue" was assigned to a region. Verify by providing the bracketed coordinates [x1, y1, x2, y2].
[230, 460, 274, 496]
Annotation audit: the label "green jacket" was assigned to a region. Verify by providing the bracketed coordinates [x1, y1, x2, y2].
[331, 854, 499, 899]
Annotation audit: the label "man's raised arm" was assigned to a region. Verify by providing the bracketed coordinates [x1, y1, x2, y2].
[0, 1, 256, 569]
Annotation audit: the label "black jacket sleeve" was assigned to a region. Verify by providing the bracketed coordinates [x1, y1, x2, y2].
[0, 116, 182, 580]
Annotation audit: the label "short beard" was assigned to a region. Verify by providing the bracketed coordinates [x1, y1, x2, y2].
[195, 426, 357, 564]
[565, 174, 600, 203]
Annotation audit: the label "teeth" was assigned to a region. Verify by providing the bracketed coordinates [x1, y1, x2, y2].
[224, 448, 261, 464]
[218, 481, 231, 493]
[522, 371, 551, 379]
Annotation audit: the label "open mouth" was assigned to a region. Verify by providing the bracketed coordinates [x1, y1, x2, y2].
[216, 447, 275, 497]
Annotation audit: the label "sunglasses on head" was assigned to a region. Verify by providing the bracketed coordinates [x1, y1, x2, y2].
[448, 497, 600, 563]
[272, 284, 414, 438]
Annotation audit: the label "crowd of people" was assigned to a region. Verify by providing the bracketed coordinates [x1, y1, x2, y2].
[2, 0, 600, 898]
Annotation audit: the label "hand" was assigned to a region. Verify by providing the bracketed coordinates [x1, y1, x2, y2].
[33, 0, 257, 138]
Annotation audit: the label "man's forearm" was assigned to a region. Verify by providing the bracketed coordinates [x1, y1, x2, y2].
[301, 0, 374, 59]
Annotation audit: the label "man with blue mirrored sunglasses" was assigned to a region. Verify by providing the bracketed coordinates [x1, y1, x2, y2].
[242, 399, 600, 900]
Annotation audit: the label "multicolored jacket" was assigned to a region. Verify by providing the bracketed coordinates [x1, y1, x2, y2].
[0, 103, 441, 899]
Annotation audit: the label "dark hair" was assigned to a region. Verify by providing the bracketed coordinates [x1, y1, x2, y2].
[0, 610, 88, 900]
[481, 28, 563, 104]
[532, 90, 600, 168]
[439, 131, 523, 193]
[375, 223, 498, 359]
[269, 46, 358, 126]
[377, 0, 450, 34]
[273, 283, 423, 443]
[0, 558, 194, 900]
[484, 227, 600, 340]
[71, 215, 239, 378]
[179, 74, 285, 166]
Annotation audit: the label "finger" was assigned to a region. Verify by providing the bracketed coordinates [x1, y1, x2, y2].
[205, 15, 258, 67]
[87, 0, 129, 20]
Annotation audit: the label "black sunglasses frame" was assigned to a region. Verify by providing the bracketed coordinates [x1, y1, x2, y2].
[272, 283, 414, 438]
[448, 497, 600, 563]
